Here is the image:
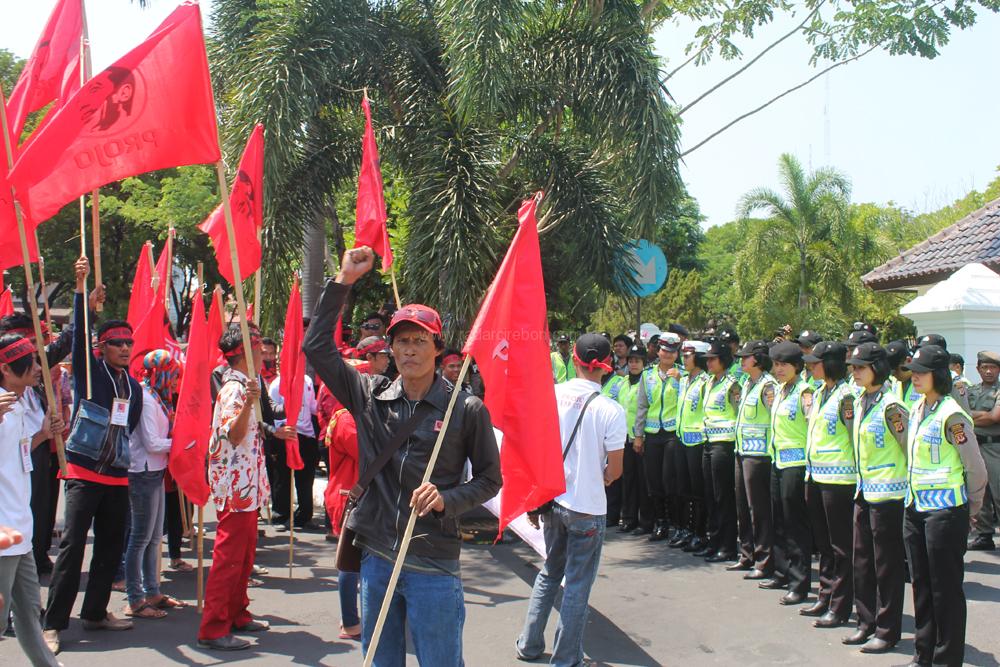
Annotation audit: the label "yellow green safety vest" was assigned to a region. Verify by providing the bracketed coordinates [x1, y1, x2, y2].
[729, 361, 748, 387]
[704, 374, 738, 443]
[602, 374, 627, 401]
[895, 378, 921, 411]
[770, 379, 810, 468]
[852, 389, 908, 502]
[736, 373, 775, 456]
[805, 381, 856, 485]
[906, 396, 970, 511]
[641, 367, 680, 433]
[678, 371, 709, 445]
[618, 377, 641, 437]
[551, 352, 576, 383]
[800, 369, 823, 392]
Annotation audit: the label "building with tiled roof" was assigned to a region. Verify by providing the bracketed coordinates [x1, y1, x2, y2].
[862, 197, 1000, 293]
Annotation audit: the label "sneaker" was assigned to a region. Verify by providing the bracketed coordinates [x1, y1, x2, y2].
[43, 629, 60, 655]
[82, 612, 134, 631]
[233, 619, 270, 633]
[197, 634, 251, 651]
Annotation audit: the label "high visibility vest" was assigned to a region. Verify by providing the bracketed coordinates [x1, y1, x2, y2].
[853, 390, 908, 502]
[602, 374, 627, 401]
[805, 381, 856, 485]
[551, 352, 575, 383]
[704, 374, 738, 443]
[906, 396, 970, 511]
[895, 378, 921, 411]
[770, 379, 810, 468]
[641, 367, 680, 434]
[736, 373, 775, 456]
[618, 378, 641, 437]
[729, 361, 748, 387]
[678, 372, 709, 445]
[800, 369, 823, 392]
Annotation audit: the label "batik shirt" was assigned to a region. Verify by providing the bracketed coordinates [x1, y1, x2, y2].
[208, 368, 270, 513]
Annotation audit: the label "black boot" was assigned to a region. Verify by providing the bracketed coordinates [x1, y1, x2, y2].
[649, 520, 670, 542]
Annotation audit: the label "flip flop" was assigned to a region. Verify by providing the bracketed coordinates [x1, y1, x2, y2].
[124, 603, 167, 619]
[169, 561, 194, 572]
[338, 631, 362, 641]
[151, 595, 188, 609]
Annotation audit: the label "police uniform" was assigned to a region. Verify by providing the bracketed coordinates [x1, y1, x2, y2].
[801, 341, 857, 626]
[733, 341, 777, 576]
[915, 333, 972, 413]
[701, 338, 741, 561]
[901, 345, 988, 667]
[551, 343, 576, 384]
[969, 351, 1000, 548]
[844, 343, 908, 650]
[616, 345, 654, 533]
[671, 347, 711, 551]
[602, 373, 628, 525]
[762, 342, 814, 603]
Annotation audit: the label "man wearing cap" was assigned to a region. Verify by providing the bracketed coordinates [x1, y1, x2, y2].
[733, 341, 777, 578]
[305, 247, 501, 666]
[796, 330, 824, 391]
[616, 344, 653, 533]
[968, 351, 1000, 551]
[671, 340, 711, 552]
[44, 257, 143, 653]
[634, 333, 683, 541]
[645, 334, 660, 366]
[517, 333, 625, 666]
[551, 334, 576, 384]
[701, 337, 741, 562]
[719, 328, 746, 386]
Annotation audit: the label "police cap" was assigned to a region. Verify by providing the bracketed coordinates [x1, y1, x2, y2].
[703, 337, 726, 358]
[904, 344, 949, 373]
[847, 342, 885, 366]
[916, 333, 947, 350]
[718, 327, 740, 345]
[735, 340, 769, 358]
[885, 340, 911, 367]
[668, 323, 689, 338]
[846, 330, 877, 348]
[977, 351, 1000, 367]
[796, 330, 824, 347]
[769, 341, 803, 364]
[626, 344, 647, 360]
[802, 340, 847, 363]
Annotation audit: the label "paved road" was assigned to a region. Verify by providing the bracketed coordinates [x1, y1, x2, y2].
[2, 512, 998, 666]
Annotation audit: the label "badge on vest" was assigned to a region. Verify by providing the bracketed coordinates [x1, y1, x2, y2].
[20, 437, 32, 473]
[111, 398, 130, 427]
[434, 420, 444, 432]
[949, 422, 967, 445]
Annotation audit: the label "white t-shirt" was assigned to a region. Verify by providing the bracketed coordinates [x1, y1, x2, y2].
[0, 395, 34, 556]
[553, 379, 626, 516]
[269, 374, 317, 438]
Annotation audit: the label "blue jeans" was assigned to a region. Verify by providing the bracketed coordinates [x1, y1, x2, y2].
[360, 551, 465, 666]
[339, 570, 360, 628]
[517, 505, 605, 667]
[125, 469, 165, 606]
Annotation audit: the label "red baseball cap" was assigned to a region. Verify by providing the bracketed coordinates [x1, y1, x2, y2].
[387, 304, 442, 336]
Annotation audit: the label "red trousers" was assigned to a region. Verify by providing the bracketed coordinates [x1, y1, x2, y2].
[198, 508, 258, 640]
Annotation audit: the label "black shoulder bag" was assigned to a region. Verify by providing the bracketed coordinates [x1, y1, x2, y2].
[528, 392, 601, 518]
[335, 402, 434, 573]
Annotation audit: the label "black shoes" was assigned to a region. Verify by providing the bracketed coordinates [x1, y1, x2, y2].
[618, 521, 638, 533]
[632, 524, 653, 536]
[779, 591, 806, 605]
[649, 521, 670, 542]
[968, 535, 996, 551]
[692, 543, 715, 557]
[813, 611, 848, 629]
[841, 629, 873, 646]
[757, 578, 788, 590]
[726, 559, 753, 571]
[798, 600, 827, 617]
[859, 637, 896, 654]
[706, 551, 736, 563]
[668, 530, 691, 548]
[743, 568, 770, 580]
[683, 536, 706, 553]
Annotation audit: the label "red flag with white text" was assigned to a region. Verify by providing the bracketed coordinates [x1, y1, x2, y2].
[198, 123, 264, 285]
[463, 196, 564, 536]
[279, 278, 305, 470]
[353, 97, 392, 269]
[8, 4, 220, 226]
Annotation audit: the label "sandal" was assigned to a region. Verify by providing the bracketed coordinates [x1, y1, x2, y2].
[150, 594, 188, 609]
[124, 602, 167, 619]
[112, 580, 126, 592]
[169, 560, 194, 572]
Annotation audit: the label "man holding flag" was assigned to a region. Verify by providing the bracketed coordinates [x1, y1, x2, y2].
[304, 246, 501, 667]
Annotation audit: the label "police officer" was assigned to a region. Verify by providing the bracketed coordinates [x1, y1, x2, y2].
[634, 334, 683, 541]
[617, 344, 654, 533]
[886, 340, 919, 408]
[843, 342, 908, 654]
[969, 351, 1000, 550]
[718, 327, 747, 386]
[551, 334, 576, 383]
[949, 354, 969, 386]
[612, 335, 632, 375]
[760, 341, 814, 605]
[902, 344, 987, 667]
[732, 341, 777, 578]
[602, 367, 628, 526]
[800, 341, 856, 627]
[671, 340, 711, 552]
[702, 337, 741, 562]
[914, 333, 972, 412]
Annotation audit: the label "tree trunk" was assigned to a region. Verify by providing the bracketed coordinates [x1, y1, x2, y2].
[798, 248, 808, 310]
[302, 209, 327, 318]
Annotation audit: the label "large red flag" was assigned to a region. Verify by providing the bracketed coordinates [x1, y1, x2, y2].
[126, 242, 155, 329]
[0, 287, 13, 317]
[4, 0, 82, 148]
[278, 278, 305, 470]
[8, 3, 220, 226]
[0, 165, 39, 270]
[169, 289, 212, 506]
[206, 287, 225, 367]
[198, 123, 264, 285]
[354, 97, 392, 269]
[129, 244, 169, 375]
[463, 195, 564, 535]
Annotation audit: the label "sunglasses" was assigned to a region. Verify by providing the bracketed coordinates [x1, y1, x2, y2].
[395, 307, 439, 325]
[105, 338, 134, 347]
[360, 322, 381, 330]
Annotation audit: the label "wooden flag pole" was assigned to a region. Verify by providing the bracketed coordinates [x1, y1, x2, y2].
[165, 226, 175, 310]
[178, 489, 190, 536]
[71, 32, 93, 395]
[213, 161, 261, 419]
[389, 261, 402, 310]
[196, 504, 205, 612]
[363, 356, 473, 667]
[253, 229, 262, 325]
[288, 473, 295, 578]
[0, 86, 67, 475]
[80, 5, 104, 311]
[197, 262, 204, 293]
[35, 235, 54, 333]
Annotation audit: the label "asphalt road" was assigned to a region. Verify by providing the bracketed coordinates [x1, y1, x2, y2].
[2, 509, 998, 666]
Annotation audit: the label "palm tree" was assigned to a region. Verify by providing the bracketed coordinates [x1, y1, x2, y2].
[208, 0, 684, 336]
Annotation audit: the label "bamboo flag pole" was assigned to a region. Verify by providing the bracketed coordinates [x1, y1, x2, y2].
[164, 226, 175, 310]
[389, 262, 402, 310]
[35, 234, 54, 332]
[196, 504, 204, 612]
[363, 356, 473, 666]
[73, 32, 92, 397]
[0, 86, 67, 475]
[253, 228, 262, 325]
[288, 474, 295, 578]
[80, 3, 103, 311]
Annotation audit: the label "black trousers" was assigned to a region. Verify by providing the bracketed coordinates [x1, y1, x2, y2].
[44, 479, 130, 630]
[621, 439, 651, 526]
[164, 489, 184, 560]
[643, 430, 677, 524]
[703, 441, 736, 554]
[272, 435, 321, 524]
[740, 456, 774, 573]
[853, 497, 905, 642]
[605, 478, 622, 525]
[677, 443, 706, 535]
[30, 445, 61, 571]
[806, 481, 854, 617]
[904, 504, 970, 667]
[771, 465, 811, 595]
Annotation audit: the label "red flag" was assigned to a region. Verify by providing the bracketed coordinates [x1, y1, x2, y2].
[463, 196, 564, 535]
[0, 167, 39, 270]
[169, 289, 212, 505]
[8, 4, 220, 226]
[163, 323, 184, 363]
[198, 124, 264, 285]
[4, 0, 82, 148]
[353, 96, 392, 269]
[278, 278, 305, 470]
[126, 242, 155, 330]
[0, 288, 13, 317]
[206, 287, 224, 367]
[129, 244, 169, 374]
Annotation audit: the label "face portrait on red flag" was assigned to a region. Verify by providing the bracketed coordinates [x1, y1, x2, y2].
[77, 66, 142, 135]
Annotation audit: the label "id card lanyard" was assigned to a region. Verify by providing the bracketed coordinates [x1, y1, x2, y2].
[103, 361, 133, 427]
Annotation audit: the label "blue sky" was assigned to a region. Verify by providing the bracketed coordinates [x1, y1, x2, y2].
[4, 2, 998, 227]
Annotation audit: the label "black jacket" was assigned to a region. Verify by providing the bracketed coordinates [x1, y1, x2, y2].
[304, 280, 501, 560]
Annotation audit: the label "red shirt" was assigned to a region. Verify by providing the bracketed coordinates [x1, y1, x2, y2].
[322, 394, 358, 536]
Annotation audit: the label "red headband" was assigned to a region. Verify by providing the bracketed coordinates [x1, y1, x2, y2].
[6, 322, 49, 338]
[222, 334, 262, 359]
[442, 354, 462, 366]
[356, 340, 389, 358]
[99, 326, 133, 343]
[573, 350, 613, 373]
[0, 338, 36, 364]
